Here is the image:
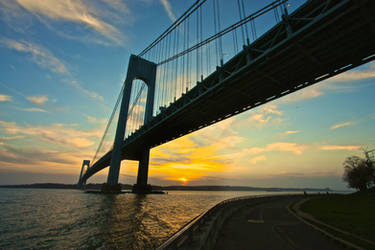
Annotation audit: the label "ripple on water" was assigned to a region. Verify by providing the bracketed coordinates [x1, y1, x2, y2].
[0, 188, 297, 249]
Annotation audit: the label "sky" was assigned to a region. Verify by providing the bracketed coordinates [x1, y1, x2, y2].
[0, 0, 374, 190]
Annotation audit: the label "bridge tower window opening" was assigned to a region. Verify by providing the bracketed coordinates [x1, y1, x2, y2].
[125, 79, 148, 139]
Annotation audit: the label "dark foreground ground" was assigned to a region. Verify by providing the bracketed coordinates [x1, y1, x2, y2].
[214, 196, 341, 250]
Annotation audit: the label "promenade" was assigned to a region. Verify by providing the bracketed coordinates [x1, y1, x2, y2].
[214, 196, 340, 250]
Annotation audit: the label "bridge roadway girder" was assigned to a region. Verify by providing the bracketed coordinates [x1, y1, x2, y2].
[82, 0, 375, 183]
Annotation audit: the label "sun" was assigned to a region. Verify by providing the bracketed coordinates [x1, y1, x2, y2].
[178, 177, 189, 185]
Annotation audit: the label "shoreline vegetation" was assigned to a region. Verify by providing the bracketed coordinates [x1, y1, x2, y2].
[0, 183, 333, 192]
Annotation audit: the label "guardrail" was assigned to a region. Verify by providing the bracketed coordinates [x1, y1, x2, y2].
[157, 194, 303, 249]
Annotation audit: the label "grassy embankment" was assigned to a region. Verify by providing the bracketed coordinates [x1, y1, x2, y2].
[300, 192, 375, 249]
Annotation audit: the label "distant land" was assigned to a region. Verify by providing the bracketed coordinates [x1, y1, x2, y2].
[0, 183, 332, 192]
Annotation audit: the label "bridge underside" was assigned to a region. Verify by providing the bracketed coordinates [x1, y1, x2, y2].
[82, 0, 375, 183]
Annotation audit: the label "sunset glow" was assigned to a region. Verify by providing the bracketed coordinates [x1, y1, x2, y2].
[0, 0, 374, 190]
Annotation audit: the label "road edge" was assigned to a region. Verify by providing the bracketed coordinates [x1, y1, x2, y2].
[287, 197, 364, 250]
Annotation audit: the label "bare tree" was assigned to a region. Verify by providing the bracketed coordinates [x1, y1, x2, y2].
[343, 156, 374, 191]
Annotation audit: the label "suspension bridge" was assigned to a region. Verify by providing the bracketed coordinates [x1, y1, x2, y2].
[78, 0, 375, 193]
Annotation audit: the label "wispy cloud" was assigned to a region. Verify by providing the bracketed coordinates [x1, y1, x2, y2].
[4, 0, 124, 45]
[0, 39, 103, 102]
[160, 0, 176, 21]
[20, 107, 48, 113]
[26, 95, 48, 105]
[65, 80, 104, 102]
[0, 94, 12, 102]
[281, 130, 300, 136]
[321, 145, 360, 151]
[250, 155, 266, 164]
[281, 86, 324, 103]
[0, 144, 94, 176]
[248, 142, 307, 155]
[0, 120, 101, 149]
[328, 62, 375, 82]
[280, 62, 375, 103]
[87, 115, 106, 124]
[330, 121, 355, 130]
[248, 104, 284, 127]
[99, 0, 129, 13]
[0, 38, 68, 74]
[0, 118, 103, 178]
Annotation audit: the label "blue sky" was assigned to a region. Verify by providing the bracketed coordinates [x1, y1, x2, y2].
[0, 0, 374, 190]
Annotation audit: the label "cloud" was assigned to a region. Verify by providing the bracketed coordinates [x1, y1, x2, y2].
[0, 135, 24, 141]
[328, 62, 375, 82]
[280, 62, 375, 103]
[248, 142, 307, 155]
[189, 117, 238, 147]
[130, 104, 145, 115]
[330, 121, 354, 130]
[148, 131, 238, 182]
[20, 107, 48, 113]
[99, 0, 129, 13]
[0, 120, 101, 149]
[320, 145, 360, 151]
[65, 80, 104, 102]
[7, 0, 124, 45]
[70, 137, 95, 148]
[248, 104, 284, 127]
[0, 39, 68, 74]
[160, 0, 176, 21]
[0, 94, 12, 102]
[250, 155, 266, 164]
[281, 130, 300, 136]
[0, 145, 75, 165]
[0, 38, 103, 102]
[26, 95, 48, 105]
[87, 115, 106, 124]
[282, 86, 324, 103]
[0, 144, 95, 181]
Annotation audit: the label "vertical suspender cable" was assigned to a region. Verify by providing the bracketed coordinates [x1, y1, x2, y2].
[175, 29, 179, 99]
[196, 10, 199, 83]
[213, 0, 219, 66]
[186, 16, 190, 91]
[165, 34, 171, 105]
[173, 29, 177, 101]
[181, 20, 186, 95]
[156, 44, 161, 113]
[129, 82, 137, 134]
[216, 0, 223, 65]
[199, 6, 203, 79]
[161, 39, 167, 107]
[241, 0, 250, 45]
[237, 0, 245, 46]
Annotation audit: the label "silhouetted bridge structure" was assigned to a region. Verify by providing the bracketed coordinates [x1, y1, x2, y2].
[78, 0, 375, 193]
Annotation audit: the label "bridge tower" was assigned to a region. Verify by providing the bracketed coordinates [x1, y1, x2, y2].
[107, 55, 156, 193]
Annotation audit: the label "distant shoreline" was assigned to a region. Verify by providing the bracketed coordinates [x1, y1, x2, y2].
[0, 183, 333, 192]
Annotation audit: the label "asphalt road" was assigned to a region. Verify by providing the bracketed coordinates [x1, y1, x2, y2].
[214, 196, 341, 250]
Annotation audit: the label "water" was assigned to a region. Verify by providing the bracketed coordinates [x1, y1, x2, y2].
[0, 188, 298, 249]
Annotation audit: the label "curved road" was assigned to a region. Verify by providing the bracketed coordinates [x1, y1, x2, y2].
[214, 196, 341, 250]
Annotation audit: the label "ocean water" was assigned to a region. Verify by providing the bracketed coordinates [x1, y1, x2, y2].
[0, 188, 297, 249]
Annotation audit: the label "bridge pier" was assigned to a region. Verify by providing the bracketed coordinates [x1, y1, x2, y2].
[132, 148, 152, 194]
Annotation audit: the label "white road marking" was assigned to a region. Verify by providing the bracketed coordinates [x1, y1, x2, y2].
[247, 219, 264, 223]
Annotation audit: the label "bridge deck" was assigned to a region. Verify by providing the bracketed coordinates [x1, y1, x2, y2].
[83, 0, 375, 181]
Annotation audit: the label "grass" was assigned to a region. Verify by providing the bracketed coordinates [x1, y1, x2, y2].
[300, 191, 375, 248]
